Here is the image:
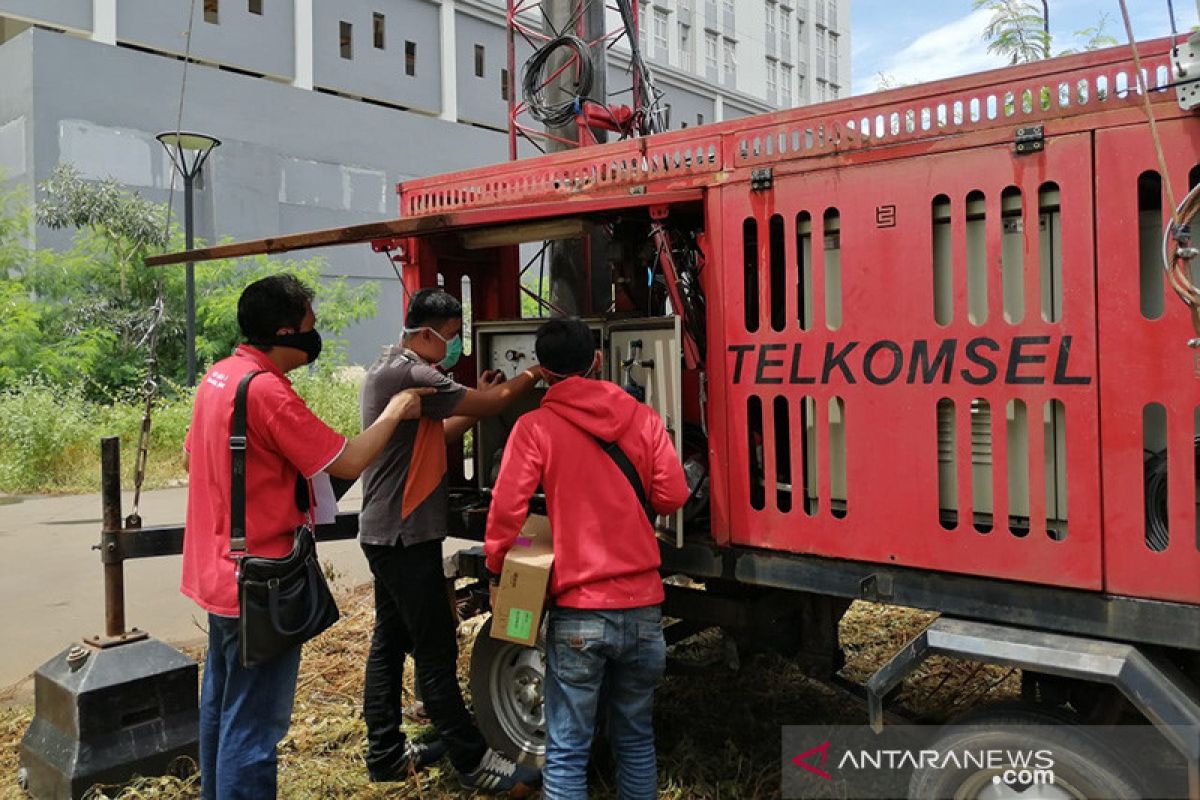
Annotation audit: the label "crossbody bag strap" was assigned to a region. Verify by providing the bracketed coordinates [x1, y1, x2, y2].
[546, 408, 654, 527]
[230, 370, 264, 555]
[595, 437, 655, 527]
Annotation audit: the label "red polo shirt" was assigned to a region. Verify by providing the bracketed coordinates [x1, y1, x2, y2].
[181, 345, 346, 616]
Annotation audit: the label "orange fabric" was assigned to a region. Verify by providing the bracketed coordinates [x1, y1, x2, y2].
[402, 416, 447, 519]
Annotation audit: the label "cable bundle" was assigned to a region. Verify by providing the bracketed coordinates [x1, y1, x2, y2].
[1142, 436, 1200, 552]
[522, 35, 594, 128]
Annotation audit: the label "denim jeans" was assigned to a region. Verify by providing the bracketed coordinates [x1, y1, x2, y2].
[361, 540, 488, 774]
[544, 605, 666, 800]
[199, 613, 302, 800]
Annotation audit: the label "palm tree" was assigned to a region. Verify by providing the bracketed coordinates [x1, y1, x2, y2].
[974, 0, 1050, 64]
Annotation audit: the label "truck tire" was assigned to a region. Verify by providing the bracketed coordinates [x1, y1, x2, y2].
[469, 616, 546, 766]
[907, 704, 1142, 800]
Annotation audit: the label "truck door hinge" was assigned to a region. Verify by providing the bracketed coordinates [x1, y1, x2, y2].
[750, 168, 774, 192]
[1014, 125, 1044, 155]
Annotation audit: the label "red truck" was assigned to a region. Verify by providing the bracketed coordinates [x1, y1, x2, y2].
[30, 34, 1200, 800]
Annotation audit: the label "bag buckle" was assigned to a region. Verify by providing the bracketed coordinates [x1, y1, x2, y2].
[229, 435, 247, 451]
[230, 536, 246, 551]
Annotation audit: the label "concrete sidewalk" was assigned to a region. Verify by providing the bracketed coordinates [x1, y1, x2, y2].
[0, 484, 472, 697]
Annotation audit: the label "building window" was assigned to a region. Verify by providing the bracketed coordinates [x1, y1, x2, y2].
[204, 0, 218, 24]
[828, 0, 838, 25]
[831, 83, 839, 99]
[501, 68, 510, 100]
[815, 28, 826, 80]
[340, 21, 352, 59]
[828, 32, 838, 83]
[475, 44, 485, 77]
[248, 0, 262, 15]
[697, 112, 704, 125]
[722, 37, 736, 83]
[705, 31, 718, 72]
[817, 79, 826, 101]
[799, 73, 806, 95]
[781, 63, 793, 106]
[405, 40, 416, 76]
[679, 23, 693, 70]
[766, 58, 778, 104]
[765, 1, 776, 44]
[639, 1, 650, 52]
[781, 8, 791, 49]
[653, 9, 668, 54]
[815, 0, 826, 27]
[373, 13, 385, 49]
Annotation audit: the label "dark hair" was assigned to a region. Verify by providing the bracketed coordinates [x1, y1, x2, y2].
[238, 274, 314, 343]
[535, 318, 595, 376]
[405, 288, 462, 331]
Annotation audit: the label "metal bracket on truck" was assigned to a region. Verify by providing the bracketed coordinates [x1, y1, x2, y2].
[866, 616, 1200, 788]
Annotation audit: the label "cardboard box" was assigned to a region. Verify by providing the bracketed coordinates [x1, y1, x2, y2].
[490, 515, 553, 647]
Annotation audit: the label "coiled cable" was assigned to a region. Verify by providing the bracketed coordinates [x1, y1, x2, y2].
[1143, 436, 1200, 551]
[522, 35, 594, 128]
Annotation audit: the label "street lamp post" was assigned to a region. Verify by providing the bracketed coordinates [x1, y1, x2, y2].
[156, 131, 221, 386]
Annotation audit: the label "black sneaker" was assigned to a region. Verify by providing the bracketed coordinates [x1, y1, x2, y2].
[457, 747, 542, 795]
[367, 738, 449, 782]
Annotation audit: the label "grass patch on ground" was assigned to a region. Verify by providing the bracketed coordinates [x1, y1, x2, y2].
[0, 370, 362, 496]
[0, 590, 1017, 800]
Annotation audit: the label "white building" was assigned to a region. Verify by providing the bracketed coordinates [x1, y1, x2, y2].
[615, 0, 852, 119]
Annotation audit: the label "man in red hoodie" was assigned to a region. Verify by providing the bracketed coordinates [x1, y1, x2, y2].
[485, 318, 690, 800]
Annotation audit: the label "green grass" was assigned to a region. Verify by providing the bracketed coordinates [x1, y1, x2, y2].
[0, 370, 362, 496]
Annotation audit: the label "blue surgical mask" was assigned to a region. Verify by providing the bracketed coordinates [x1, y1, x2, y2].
[405, 326, 462, 370]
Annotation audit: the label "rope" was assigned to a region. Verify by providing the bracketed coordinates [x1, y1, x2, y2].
[1118, 0, 1200, 342]
[129, 0, 197, 524]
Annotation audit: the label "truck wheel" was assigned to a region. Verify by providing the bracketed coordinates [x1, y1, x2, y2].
[469, 616, 546, 766]
[908, 704, 1142, 800]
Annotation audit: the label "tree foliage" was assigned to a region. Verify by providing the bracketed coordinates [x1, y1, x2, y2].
[976, 2, 1122, 66]
[0, 166, 378, 399]
[974, 0, 1049, 64]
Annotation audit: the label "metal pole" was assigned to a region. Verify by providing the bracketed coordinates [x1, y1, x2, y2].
[184, 171, 196, 387]
[543, 0, 609, 315]
[101, 437, 126, 638]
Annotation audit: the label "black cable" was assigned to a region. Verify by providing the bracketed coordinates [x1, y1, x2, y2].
[1143, 435, 1200, 552]
[1168, 0, 1179, 38]
[522, 35, 594, 128]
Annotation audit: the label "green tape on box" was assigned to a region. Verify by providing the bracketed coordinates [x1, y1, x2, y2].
[506, 608, 534, 640]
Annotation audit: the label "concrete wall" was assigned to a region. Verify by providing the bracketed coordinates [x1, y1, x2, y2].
[0, 30, 32, 197]
[117, 0, 295, 80]
[312, 0, 440, 113]
[455, 10, 513, 129]
[13, 28, 512, 363]
[0, 0, 90, 33]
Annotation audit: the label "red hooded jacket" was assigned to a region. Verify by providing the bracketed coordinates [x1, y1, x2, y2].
[484, 377, 690, 609]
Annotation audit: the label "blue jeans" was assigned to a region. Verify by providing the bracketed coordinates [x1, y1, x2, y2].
[199, 613, 302, 800]
[544, 605, 666, 800]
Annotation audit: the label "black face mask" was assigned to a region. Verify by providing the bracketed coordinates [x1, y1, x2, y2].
[256, 329, 323, 364]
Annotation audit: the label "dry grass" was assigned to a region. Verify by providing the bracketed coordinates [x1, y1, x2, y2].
[0, 592, 1018, 800]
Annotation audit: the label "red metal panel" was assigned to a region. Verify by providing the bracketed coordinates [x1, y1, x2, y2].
[1096, 119, 1200, 605]
[711, 133, 1103, 589]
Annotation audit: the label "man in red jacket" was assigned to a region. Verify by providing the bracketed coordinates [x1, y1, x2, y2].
[485, 318, 690, 800]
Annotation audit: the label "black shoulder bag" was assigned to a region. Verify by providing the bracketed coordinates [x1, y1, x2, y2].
[231, 370, 340, 668]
